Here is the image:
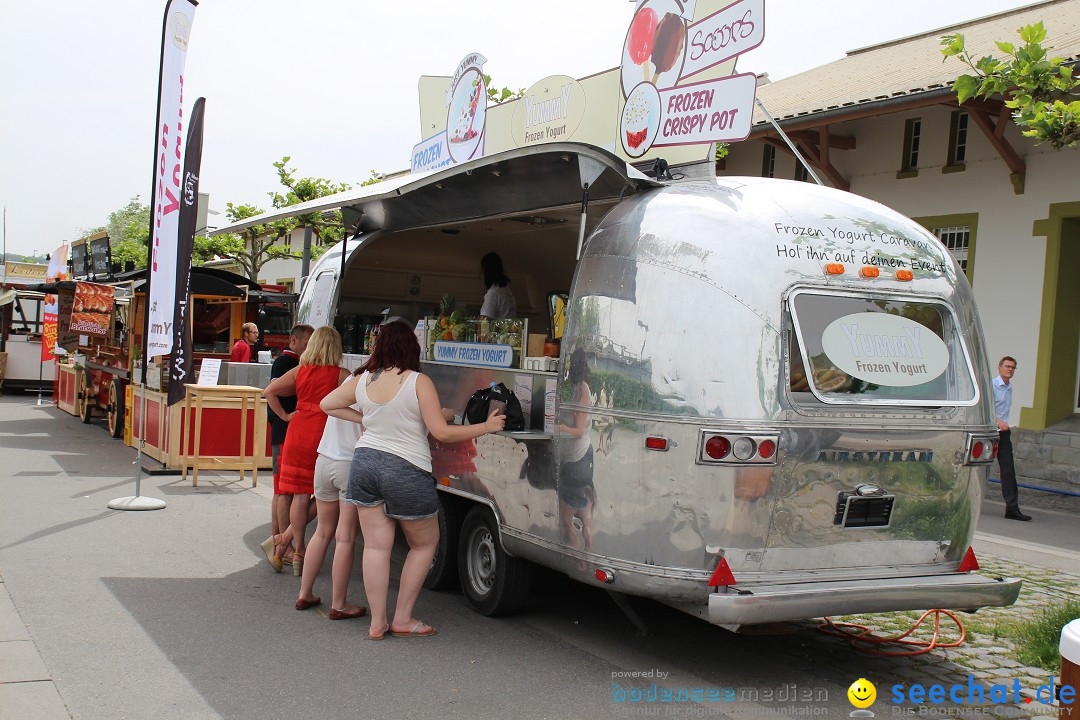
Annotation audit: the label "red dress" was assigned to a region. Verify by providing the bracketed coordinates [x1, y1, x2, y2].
[278, 364, 342, 495]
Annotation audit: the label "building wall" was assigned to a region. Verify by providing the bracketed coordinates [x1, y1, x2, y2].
[721, 105, 1080, 427]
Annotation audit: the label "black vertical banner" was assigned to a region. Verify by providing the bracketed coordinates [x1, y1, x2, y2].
[167, 96, 205, 406]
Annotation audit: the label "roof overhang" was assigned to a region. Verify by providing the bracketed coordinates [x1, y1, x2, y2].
[211, 143, 659, 237]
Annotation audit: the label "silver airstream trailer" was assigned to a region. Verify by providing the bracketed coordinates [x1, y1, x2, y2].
[231, 143, 1020, 628]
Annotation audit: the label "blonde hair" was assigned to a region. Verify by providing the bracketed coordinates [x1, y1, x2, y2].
[299, 326, 343, 367]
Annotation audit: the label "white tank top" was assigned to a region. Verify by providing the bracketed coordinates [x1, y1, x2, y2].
[317, 378, 363, 462]
[353, 370, 432, 472]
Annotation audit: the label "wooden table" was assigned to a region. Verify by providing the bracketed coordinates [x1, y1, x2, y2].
[179, 384, 266, 487]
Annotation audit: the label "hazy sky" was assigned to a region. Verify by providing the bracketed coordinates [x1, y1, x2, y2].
[0, 0, 1039, 257]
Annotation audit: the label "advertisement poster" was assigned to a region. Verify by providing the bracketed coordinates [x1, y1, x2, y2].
[618, 0, 762, 157]
[71, 282, 116, 337]
[40, 244, 70, 361]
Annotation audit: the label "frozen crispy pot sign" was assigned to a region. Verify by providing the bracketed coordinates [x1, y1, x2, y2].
[820, 313, 949, 388]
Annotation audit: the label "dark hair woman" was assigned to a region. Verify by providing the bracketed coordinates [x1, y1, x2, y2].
[479, 251, 516, 320]
[320, 320, 506, 639]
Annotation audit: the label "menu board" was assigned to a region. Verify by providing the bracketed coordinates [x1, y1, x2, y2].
[71, 243, 90, 280]
[90, 236, 111, 277]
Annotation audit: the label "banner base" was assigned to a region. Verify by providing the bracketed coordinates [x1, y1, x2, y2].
[107, 496, 167, 511]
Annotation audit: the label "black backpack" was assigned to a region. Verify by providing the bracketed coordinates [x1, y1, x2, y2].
[463, 382, 525, 431]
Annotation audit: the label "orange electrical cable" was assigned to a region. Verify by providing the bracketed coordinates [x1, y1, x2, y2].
[817, 609, 967, 656]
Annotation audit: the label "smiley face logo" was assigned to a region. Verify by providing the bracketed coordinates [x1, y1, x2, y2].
[847, 678, 876, 708]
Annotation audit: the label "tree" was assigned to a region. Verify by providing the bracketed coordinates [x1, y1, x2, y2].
[269, 156, 351, 252]
[941, 21, 1080, 149]
[197, 203, 295, 281]
[106, 196, 151, 269]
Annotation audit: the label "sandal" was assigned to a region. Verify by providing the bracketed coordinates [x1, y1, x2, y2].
[267, 535, 289, 573]
[369, 624, 390, 641]
[390, 620, 437, 638]
[292, 551, 304, 577]
[295, 595, 321, 611]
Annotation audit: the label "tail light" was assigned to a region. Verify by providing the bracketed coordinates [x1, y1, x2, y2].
[699, 431, 779, 465]
[964, 434, 998, 465]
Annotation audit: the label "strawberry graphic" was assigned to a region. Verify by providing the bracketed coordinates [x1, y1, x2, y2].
[626, 128, 648, 149]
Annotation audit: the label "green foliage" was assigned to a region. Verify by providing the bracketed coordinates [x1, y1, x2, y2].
[359, 170, 383, 187]
[941, 21, 1080, 149]
[1010, 599, 1080, 671]
[207, 202, 297, 281]
[105, 196, 152, 270]
[715, 142, 730, 161]
[269, 156, 351, 249]
[482, 74, 525, 104]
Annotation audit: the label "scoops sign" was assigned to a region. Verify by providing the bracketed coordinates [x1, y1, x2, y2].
[619, 0, 763, 158]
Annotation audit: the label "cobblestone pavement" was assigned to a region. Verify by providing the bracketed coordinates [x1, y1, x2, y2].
[765, 546, 1080, 718]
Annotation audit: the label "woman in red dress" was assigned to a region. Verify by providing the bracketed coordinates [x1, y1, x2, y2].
[265, 327, 350, 575]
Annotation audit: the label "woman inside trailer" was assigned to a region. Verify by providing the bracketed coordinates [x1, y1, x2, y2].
[478, 252, 516, 320]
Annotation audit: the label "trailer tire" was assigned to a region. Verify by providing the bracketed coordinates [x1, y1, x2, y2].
[457, 506, 532, 616]
[424, 493, 461, 591]
[78, 369, 93, 424]
[107, 378, 125, 438]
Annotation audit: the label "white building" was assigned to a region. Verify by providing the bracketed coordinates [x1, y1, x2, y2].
[717, 0, 1080, 490]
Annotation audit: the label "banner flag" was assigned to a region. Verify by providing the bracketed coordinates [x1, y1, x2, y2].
[40, 244, 69, 361]
[168, 96, 205, 406]
[146, 0, 196, 358]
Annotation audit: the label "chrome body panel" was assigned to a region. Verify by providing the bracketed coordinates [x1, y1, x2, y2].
[295, 150, 1007, 624]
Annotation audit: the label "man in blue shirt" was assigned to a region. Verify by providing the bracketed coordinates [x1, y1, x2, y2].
[993, 356, 1031, 521]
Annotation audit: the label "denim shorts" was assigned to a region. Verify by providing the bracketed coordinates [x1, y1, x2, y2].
[346, 447, 438, 520]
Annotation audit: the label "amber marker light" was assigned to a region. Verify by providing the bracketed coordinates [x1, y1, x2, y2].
[895, 269, 914, 281]
[860, 266, 880, 278]
[825, 263, 845, 275]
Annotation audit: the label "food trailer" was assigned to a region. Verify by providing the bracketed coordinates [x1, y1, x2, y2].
[0, 289, 55, 394]
[217, 143, 1020, 628]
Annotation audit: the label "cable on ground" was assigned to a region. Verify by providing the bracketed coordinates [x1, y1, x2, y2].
[817, 609, 967, 656]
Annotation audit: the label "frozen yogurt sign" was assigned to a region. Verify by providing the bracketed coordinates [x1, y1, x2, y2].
[620, 0, 762, 158]
[512, 75, 586, 147]
[412, 53, 488, 172]
[820, 313, 950, 388]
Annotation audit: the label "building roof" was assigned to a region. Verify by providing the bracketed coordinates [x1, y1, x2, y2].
[751, 0, 1080, 127]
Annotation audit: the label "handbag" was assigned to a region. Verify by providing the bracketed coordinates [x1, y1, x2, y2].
[463, 382, 525, 431]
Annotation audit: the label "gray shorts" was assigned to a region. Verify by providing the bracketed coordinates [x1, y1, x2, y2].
[347, 447, 438, 520]
[314, 455, 350, 502]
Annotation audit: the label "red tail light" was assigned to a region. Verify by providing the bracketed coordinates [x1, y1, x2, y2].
[705, 436, 730, 459]
[645, 436, 669, 451]
[993, 441, 999, 458]
[972, 442, 984, 459]
[758, 439, 776, 459]
[957, 547, 980, 573]
[965, 434, 998, 465]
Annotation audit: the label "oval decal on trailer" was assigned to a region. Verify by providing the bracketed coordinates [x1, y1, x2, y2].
[820, 313, 950, 388]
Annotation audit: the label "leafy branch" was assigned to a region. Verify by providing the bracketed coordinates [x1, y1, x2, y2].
[941, 21, 1080, 149]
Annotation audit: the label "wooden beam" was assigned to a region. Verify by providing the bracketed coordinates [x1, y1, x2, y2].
[819, 126, 830, 168]
[994, 104, 1011, 139]
[786, 129, 856, 150]
[795, 140, 850, 192]
[749, 91, 955, 139]
[966, 105, 1026, 177]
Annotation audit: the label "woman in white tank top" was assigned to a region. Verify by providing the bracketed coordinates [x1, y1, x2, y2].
[320, 320, 506, 640]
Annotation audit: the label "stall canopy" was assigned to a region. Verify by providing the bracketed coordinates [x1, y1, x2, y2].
[113, 266, 255, 299]
[211, 143, 660, 238]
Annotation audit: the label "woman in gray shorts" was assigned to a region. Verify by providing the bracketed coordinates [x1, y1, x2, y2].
[321, 320, 505, 640]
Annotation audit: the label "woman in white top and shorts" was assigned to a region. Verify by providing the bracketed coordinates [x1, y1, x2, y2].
[320, 320, 505, 640]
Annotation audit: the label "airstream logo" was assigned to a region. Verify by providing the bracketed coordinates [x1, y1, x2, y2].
[820, 313, 950, 388]
[817, 450, 933, 463]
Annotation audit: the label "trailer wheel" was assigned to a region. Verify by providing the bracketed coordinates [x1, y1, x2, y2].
[107, 378, 125, 438]
[424, 493, 461, 591]
[78, 369, 94, 424]
[457, 506, 532, 616]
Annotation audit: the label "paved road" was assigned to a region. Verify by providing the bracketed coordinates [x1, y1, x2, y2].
[1, 393, 1078, 720]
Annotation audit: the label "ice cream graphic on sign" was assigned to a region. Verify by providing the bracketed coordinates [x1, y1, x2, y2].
[445, 53, 487, 164]
[619, 0, 763, 158]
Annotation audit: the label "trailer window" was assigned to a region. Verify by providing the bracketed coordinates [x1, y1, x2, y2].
[789, 292, 977, 406]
